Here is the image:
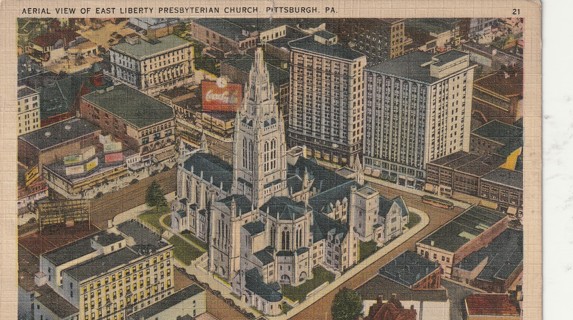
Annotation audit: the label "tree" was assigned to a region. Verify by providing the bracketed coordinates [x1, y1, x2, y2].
[331, 287, 363, 320]
[146, 180, 167, 212]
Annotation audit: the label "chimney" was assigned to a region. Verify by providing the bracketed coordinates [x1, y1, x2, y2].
[377, 294, 384, 305]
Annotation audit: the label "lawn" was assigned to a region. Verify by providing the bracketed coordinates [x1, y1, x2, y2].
[139, 208, 169, 233]
[282, 266, 335, 302]
[405, 211, 421, 229]
[359, 240, 378, 262]
[162, 215, 209, 251]
[167, 234, 205, 266]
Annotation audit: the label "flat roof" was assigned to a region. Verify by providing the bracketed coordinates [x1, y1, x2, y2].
[193, 19, 250, 42]
[456, 228, 522, 282]
[419, 206, 505, 253]
[82, 84, 174, 129]
[18, 245, 39, 292]
[366, 50, 469, 84]
[428, 151, 505, 177]
[19, 118, 100, 151]
[117, 220, 169, 251]
[222, 55, 289, 86]
[42, 233, 99, 266]
[481, 168, 523, 190]
[475, 68, 523, 97]
[472, 120, 523, 157]
[111, 35, 190, 60]
[128, 284, 204, 319]
[466, 294, 520, 316]
[289, 35, 365, 61]
[379, 251, 440, 287]
[65, 247, 140, 282]
[356, 275, 448, 302]
[36, 285, 79, 318]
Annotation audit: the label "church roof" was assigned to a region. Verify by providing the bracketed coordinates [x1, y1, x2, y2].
[244, 221, 265, 235]
[253, 247, 275, 266]
[287, 175, 303, 193]
[312, 212, 348, 242]
[219, 194, 253, 216]
[245, 268, 283, 302]
[183, 153, 233, 192]
[309, 180, 358, 214]
[288, 157, 350, 193]
[379, 196, 409, 219]
[261, 196, 308, 221]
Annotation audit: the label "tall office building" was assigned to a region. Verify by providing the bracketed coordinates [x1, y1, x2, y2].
[363, 50, 475, 188]
[288, 31, 367, 166]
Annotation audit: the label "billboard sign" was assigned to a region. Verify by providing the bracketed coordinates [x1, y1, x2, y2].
[105, 152, 124, 164]
[202, 79, 242, 112]
[65, 165, 85, 176]
[84, 158, 99, 172]
[63, 154, 82, 166]
[103, 141, 122, 153]
[25, 165, 40, 187]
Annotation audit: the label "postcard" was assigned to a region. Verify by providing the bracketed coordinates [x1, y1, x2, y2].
[1, 0, 541, 319]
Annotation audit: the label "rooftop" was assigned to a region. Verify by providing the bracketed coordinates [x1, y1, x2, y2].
[35, 285, 79, 318]
[222, 55, 289, 86]
[243, 221, 266, 236]
[428, 151, 506, 177]
[379, 251, 440, 288]
[42, 233, 98, 266]
[245, 268, 282, 302]
[419, 206, 505, 253]
[312, 211, 348, 242]
[65, 247, 140, 282]
[82, 84, 174, 129]
[261, 196, 308, 221]
[254, 247, 275, 266]
[309, 181, 357, 215]
[289, 35, 365, 61]
[31, 30, 79, 47]
[111, 34, 190, 60]
[193, 19, 251, 42]
[456, 228, 523, 283]
[219, 194, 253, 216]
[289, 157, 350, 193]
[116, 220, 168, 251]
[472, 120, 523, 157]
[183, 152, 233, 193]
[379, 196, 409, 220]
[19, 118, 100, 151]
[481, 168, 523, 190]
[128, 284, 204, 319]
[475, 67, 523, 97]
[465, 294, 520, 316]
[366, 50, 470, 84]
[18, 85, 38, 98]
[357, 275, 448, 302]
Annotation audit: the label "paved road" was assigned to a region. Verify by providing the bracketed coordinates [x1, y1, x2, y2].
[290, 181, 465, 320]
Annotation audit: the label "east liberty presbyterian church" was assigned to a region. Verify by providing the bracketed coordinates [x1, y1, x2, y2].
[171, 47, 409, 315]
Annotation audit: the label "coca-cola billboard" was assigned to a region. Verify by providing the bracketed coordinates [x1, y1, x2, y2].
[201, 79, 242, 112]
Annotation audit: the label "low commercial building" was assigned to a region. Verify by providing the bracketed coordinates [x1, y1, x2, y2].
[80, 84, 176, 164]
[110, 34, 194, 96]
[416, 206, 507, 277]
[126, 284, 206, 320]
[479, 168, 523, 213]
[189, 19, 258, 55]
[18, 118, 101, 174]
[425, 151, 506, 197]
[471, 120, 523, 170]
[472, 68, 523, 125]
[453, 228, 523, 293]
[34, 221, 175, 320]
[465, 294, 521, 320]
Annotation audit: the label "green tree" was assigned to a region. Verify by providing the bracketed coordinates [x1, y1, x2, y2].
[146, 180, 167, 212]
[331, 287, 363, 320]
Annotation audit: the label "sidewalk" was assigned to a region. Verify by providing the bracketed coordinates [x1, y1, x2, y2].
[269, 207, 431, 320]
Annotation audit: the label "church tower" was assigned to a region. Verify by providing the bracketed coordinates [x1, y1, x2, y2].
[232, 47, 288, 208]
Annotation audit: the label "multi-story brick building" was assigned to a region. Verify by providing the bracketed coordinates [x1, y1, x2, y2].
[110, 35, 194, 96]
[363, 50, 475, 188]
[288, 31, 367, 166]
[18, 85, 41, 135]
[34, 221, 175, 320]
[328, 18, 406, 65]
[80, 84, 176, 164]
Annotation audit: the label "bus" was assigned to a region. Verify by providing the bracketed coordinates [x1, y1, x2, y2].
[422, 195, 455, 209]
